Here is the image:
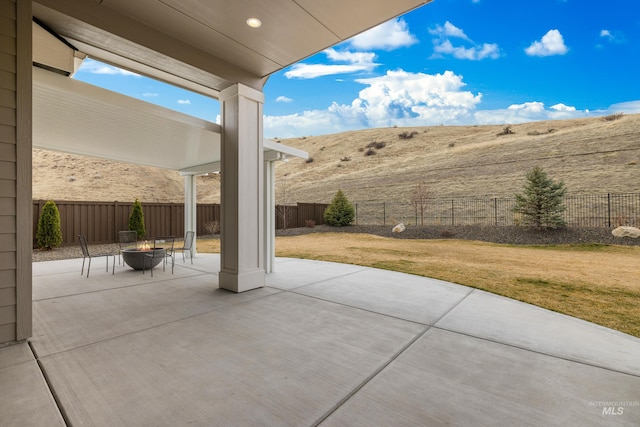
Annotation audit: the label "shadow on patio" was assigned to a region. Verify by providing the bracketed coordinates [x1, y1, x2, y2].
[1, 254, 639, 425]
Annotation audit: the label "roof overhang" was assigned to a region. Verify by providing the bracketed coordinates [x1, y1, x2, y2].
[33, 0, 433, 97]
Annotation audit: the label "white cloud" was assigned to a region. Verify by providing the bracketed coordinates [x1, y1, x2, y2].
[350, 18, 418, 50]
[599, 29, 624, 45]
[429, 22, 500, 60]
[284, 49, 378, 79]
[433, 40, 500, 60]
[473, 101, 590, 124]
[177, 99, 191, 105]
[525, 29, 568, 56]
[77, 59, 139, 76]
[429, 21, 470, 41]
[143, 92, 159, 97]
[276, 96, 293, 103]
[550, 103, 576, 112]
[609, 100, 640, 114]
[265, 70, 482, 137]
[600, 29, 613, 40]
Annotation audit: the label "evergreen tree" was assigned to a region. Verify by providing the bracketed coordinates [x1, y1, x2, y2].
[513, 167, 567, 228]
[128, 198, 146, 239]
[324, 190, 355, 226]
[36, 200, 63, 249]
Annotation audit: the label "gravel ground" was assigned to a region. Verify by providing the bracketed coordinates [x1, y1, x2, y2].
[33, 225, 638, 263]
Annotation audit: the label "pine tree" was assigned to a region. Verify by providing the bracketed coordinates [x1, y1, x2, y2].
[324, 190, 355, 226]
[36, 201, 63, 250]
[128, 198, 146, 239]
[513, 167, 567, 228]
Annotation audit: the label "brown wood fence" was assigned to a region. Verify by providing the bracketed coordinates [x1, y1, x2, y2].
[33, 200, 328, 246]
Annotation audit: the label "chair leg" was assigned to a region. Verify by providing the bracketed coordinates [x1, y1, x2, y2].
[87, 258, 92, 278]
[81, 257, 86, 276]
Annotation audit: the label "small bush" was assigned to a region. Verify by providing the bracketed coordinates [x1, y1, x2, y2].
[364, 148, 376, 156]
[398, 131, 418, 139]
[305, 219, 316, 228]
[602, 113, 624, 122]
[367, 141, 386, 150]
[128, 198, 146, 239]
[496, 126, 514, 136]
[36, 200, 63, 250]
[448, 142, 455, 148]
[204, 221, 220, 235]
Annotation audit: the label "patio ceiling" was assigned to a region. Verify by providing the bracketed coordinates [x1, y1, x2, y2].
[33, 66, 307, 174]
[32, 0, 433, 97]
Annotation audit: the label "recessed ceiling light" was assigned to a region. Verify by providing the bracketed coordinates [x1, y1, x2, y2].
[246, 18, 262, 28]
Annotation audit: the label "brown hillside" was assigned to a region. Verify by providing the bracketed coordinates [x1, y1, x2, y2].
[32, 115, 640, 204]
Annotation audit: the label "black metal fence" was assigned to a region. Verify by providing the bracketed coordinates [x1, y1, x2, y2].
[354, 193, 640, 227]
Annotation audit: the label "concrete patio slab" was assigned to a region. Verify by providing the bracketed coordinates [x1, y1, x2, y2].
[37, 292, 423, 426]
[0, 343, 65, 426]
[32, 273, 279, 357]
[1, 254, 637, 426]
[435, 290, 640, 376]
[293, 266, 472, 324]
[266, 258, 368, 290]
[322, 328, 640, 426]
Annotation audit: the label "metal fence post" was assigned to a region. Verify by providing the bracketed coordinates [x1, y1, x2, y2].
[607, 193, 611, 228]
[383, 202, 386, 226]
[451, 199, 454, 225]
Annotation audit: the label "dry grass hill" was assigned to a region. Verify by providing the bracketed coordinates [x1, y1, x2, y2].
[33, 114, 640, 205]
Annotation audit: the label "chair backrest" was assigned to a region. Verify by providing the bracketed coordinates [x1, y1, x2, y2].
[155, 236, 175, 251]
[79, 235, 90, 257]
[119, 231, 137, 250]
[183, 231, 195, 249]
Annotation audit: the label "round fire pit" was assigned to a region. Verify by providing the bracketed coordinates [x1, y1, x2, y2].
[122, 248, 165, 270]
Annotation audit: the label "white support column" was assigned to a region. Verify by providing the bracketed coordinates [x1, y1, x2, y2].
[264, 160, 276, 273]
[219, 84, 265, 292]
[184, 174, 197, 257]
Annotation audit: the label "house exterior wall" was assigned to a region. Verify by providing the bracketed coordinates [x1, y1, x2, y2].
[0, 0, 32, 344]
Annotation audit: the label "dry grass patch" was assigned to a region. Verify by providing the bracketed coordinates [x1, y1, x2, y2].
[198, 233, 640, 337]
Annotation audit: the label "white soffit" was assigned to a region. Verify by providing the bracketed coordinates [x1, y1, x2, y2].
[33, 67, 220, 170]
[33, 0, 433, 93]
[33, 67, 306, 172]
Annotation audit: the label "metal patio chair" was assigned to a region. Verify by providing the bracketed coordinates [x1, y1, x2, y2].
[174, 231, 195, 264]
[79, 235, 115, 277]
[118, 230, 137, 265]
[143, 236, 175, 277]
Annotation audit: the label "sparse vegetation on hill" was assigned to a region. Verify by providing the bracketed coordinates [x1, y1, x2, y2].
[32, 115, 640, 206]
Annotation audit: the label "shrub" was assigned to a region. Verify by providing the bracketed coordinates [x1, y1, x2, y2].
[36, 200, 63, 250]
[204, 221, 220, 235]
[128, 198, 146, 239]
[324, 190, 355, 227]
[496, 126, 514, 136]
[398, 131, 418, 139]
[367, 141, 386, 149]
[364, 148, 376, 156]
[305, 219, 316, 228]
[602, 113, 624, 122]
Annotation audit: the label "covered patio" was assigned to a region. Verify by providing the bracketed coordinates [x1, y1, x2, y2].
[1, 256, 639, 425]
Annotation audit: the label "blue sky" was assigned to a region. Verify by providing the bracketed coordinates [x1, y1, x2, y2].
[75, 0, 640, 138]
